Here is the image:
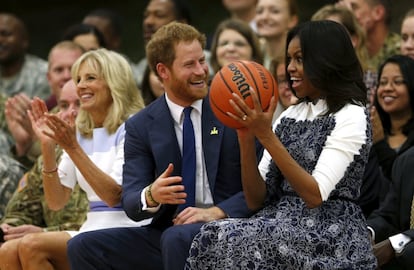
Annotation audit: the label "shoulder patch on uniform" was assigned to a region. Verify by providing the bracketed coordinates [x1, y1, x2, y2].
[17, 173, 28, 192]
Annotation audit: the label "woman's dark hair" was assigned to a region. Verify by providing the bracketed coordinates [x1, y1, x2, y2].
[85, 8, 123, 37]
[285, 20, 366, 114]
[374, 54, 414, 136]
[141, 65, 158, 105]
[62, 23, 106, 48]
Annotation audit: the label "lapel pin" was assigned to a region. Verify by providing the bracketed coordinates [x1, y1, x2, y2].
[210, 127, 218, 135]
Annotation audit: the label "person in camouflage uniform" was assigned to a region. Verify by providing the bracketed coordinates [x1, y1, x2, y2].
[367, 32, 401, 72]
[0, 13, 49, 100]
[337, 0, 400, 71]
[1, 41, 85, 171]
[0, 79, 88, 268]
[0, 154, 25, 220]
[0, 93, 13, 152]
[0, 147, 88, 238]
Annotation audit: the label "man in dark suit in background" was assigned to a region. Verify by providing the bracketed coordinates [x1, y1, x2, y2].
[67, 21, 259, 270]
[367, 146, 414, 269]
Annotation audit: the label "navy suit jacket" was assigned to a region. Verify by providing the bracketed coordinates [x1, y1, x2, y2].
[367, 146, 414, 242]
[367, 146, 414, 268]
[121, 94, 257, 230]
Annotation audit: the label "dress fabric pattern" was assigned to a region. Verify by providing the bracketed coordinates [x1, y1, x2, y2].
[185, 101, 377, 270]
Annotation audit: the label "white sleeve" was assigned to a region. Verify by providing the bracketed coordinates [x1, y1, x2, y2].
[109, 128, 125, 185]
[258, 149, 272, 181]
[313, 105, 368, 201]
[58, 150, 77, 190]
[389, 233, 412, 253]
[141, 187, 161, 212]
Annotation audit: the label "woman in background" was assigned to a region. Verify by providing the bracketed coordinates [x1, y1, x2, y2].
[370, 55, 414, 181]
[255, 0, 298, 70]
[209, 18, 263, 75]
[62, 23, 106, 51]
[269, 58, 297, 122]
[140, 65, 164, 106]
[400, 9, 414, 60]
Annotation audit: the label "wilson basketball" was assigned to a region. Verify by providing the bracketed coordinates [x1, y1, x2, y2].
[209, 60, 278, 129]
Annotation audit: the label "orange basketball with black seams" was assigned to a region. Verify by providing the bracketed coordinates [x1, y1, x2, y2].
[209, 60, 278, 129]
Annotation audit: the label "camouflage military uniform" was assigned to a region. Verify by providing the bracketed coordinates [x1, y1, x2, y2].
[367, 32, 401, 72]
[0, 93, 12, 153]
[0, 154, 25, 220]
[1, 147, 89, 231]
[0, 54, 50, 100]
[0, 93, 57, 167]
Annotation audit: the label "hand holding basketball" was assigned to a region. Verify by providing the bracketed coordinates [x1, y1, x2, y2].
[209, 60, 278, 129]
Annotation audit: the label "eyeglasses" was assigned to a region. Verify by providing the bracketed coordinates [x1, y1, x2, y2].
[378, 78, 406, 87]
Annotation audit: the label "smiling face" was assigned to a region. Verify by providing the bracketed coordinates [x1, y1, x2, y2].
[255, 0, 296, 39]
[286, 36, 320, 100]
[58, 80, 80, 122]
[216, 28, 253, 68]
[346, 0, 376, 32]
[401, 16, 414, 60]
[0, 14, 28, 65]
[276, 62, 297, 108]
[75, 62, 113, 125]
[376, 62, 411, 117]
[47, 47, 83, 99]
[158, 40, 209, 107]
[143, 0, 177, 44]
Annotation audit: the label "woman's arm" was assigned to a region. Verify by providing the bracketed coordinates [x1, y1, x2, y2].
[230, 90, 322, 208]
[237, 130, 267, 210]
[42, 114, 122, 207]
[257, 131, 322, 208]
[28, 98, 72, 210]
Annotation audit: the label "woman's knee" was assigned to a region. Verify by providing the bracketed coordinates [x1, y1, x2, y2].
[18, 233, 47, 257]
[0, 239, 22, 267]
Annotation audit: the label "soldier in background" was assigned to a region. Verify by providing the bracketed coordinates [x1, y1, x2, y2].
[0, 93, 13, 151]
[0, 154, 25, 220]
[0, 80, 88, 258]
[0, 148, 88, 238]
[0, 93, 26, 220]
[0, 13, 49, 99]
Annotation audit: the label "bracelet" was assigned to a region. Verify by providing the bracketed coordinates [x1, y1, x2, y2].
[42, 167, 58, 177]
[146, 184, 159, 205]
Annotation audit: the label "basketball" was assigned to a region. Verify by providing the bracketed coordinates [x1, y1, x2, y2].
[209, 60, 278, 129]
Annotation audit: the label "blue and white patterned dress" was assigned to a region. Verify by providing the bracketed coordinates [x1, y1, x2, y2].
[185, 100, 377, 270]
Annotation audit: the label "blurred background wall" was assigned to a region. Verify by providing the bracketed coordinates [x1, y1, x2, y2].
[1, 0, 410, 63]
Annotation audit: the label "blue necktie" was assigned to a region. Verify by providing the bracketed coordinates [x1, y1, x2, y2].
[178, 107, 196, 212]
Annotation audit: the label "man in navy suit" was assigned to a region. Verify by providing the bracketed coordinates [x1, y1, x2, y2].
[67, 22, 259, 270]
[367, 146, 414, 269]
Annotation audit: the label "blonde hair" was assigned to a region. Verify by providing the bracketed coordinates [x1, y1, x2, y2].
[71, 48, 144, 137]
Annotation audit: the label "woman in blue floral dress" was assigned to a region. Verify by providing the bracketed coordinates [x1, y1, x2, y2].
[185, 20, 377, 269]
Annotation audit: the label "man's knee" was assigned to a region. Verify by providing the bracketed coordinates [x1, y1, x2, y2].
[161, 224, 202, 253]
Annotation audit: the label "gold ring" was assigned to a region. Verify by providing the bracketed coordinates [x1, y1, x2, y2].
[242, 115, 247, 121]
